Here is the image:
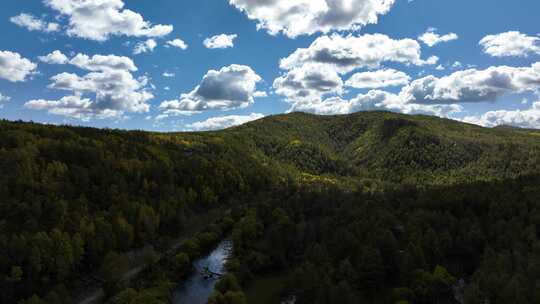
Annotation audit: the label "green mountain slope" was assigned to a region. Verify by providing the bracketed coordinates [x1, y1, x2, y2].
[2, 111, 540, 303]
[221, 111, 540, 184]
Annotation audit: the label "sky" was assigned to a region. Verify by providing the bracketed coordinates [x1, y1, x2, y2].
[0, 0, 539, 131]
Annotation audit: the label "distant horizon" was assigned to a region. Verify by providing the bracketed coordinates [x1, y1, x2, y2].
[2, 110, 532, 133]
[1, 0, 539, 131]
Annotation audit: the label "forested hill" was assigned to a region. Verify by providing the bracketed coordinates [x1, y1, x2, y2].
[2, 111, 540, 303]
[3, 110, 540, 190]
[223, 111, 540, 185]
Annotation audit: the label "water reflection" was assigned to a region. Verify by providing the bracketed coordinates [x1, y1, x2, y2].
[173, 240, 232, 304]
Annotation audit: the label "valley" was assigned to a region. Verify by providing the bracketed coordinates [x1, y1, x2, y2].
[2, 111, 540, 304]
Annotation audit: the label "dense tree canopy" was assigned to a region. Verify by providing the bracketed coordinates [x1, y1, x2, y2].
[230, 176, 540, 304]
[1, 111, 540, 303]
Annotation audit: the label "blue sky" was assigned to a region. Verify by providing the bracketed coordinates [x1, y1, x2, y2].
[0, 0, 539, 131]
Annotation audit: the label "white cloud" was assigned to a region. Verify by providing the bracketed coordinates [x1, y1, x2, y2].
[289, 90, 462, 117]
[155, 105, 200, 121]
[0, 93, 10, 102]
[418, 28, 458, 47]
[166, 38, 188, 50]
[0, 50, 37, 82]
[44, 0, 173, 41]
[480, 31, 540, 58]
[345, 69, 410, 89]
[39, 50, 69, 64]
[401, 62, 540, 104]
[158, 64, 262, 117]
[185, 113, 265, 131]
[463, 101, 540, 129]
[274, 33, 443, 115]
[452, 61, 463, 69]
[133, 39, 157, 54]
[162, 72, 175, 78]
[280, 34, 438, 74]
[229, 0, 396, 38]
[69, 53, 137, 71]
[434, 61, 471, 71]
[274, 61, 540, 119]
[289, 62, 540, 118]
[10, 13, 60, 33]
[203, 34, 238, 49]
[25, 95, 105, 121]
[25, 53, 152, 120]
[273, 63, 343, 102]
[46, 70, 151, 114]
[254, 91, 268, 97]
[38, 50, 137, 72]
[0, 93, 11, 108]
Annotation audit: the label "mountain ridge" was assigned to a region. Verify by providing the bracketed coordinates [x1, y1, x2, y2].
[220, 111, 540, 185]
[2, 111, 540, 303]
[3, 111, 540, 187]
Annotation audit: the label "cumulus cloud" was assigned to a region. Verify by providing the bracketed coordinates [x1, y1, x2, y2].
[281, 62, 540, 117]
[418, 28, 458, 47]
[162, 72, 175, 78]
[156, 102, 201, 120]
[133, 39, 157, 54]
[166, 38, 188, 50]
[401, 62, 540, 104]
[185, 113, 265, 131]
[280, 34, 438, 74]
[158, 64, 262, 117]
[25, 95, 109, 120]
[10, 13, 60, 33]
[452, 61, 463, 69]
[273, 33, 443, 115]
[463, 101, 540, 129]
[480, 31, 540, 58]
[39, 50, 69, 64]
[25, 53, 152, 120]
[273, 63, 343, 103]
[69, 53, 137, 71]
[0, 93, 11, 108]
[345, 69, 410, 89]
[0, 50, 37, 82]
[203, 34, 238, 49]
[254, 91, 268, 98]
[46, 71, 151, 113]
[274, 37, 540, 120]
[290, 90, 462, 117]
[229, 0, 396, 38]
[44, 0, 173, 41]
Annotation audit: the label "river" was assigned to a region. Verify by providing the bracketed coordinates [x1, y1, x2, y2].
[172, 239, 233, 304]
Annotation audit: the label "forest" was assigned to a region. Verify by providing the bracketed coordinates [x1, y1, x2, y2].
[226, 175, 540, 304]
[1, 111, 540, 303]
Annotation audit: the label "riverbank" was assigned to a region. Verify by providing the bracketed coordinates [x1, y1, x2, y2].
[103, 214, 236, 304]
[172, 239, 232, 304]
[73, 208, 227, 304]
